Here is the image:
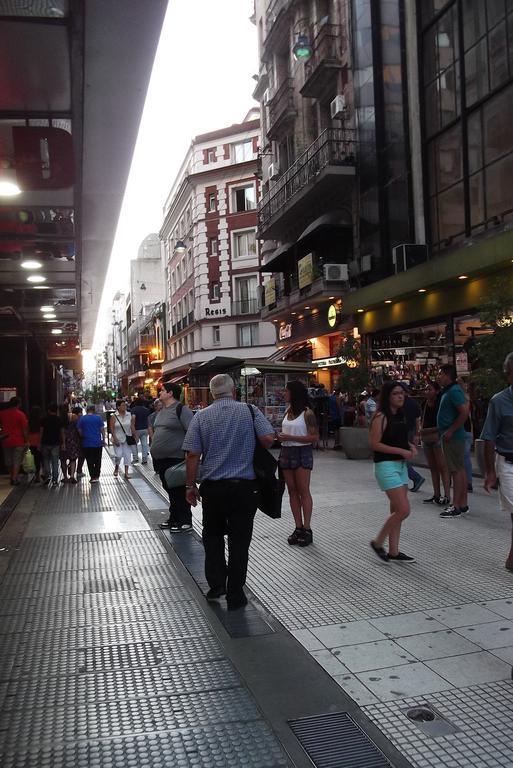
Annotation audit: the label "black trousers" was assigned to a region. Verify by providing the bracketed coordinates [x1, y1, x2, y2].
[83, 447, 102, 479]
[200, 479, 258, 599]
[153, 457, 192, 526]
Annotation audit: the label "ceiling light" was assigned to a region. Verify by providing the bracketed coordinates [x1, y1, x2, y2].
[458, 275, 468, 280]
[27, 274, 46, 283]
[418, 288, 426, 293]
[0, 164, 21, 197]
[40, 306, 54, 312]
[51, 328, 63, 335]
[43, 313, 56, 319]
[329, 296, 335, 300]
[357, 308, 364, 313]
[291, 312, 297, 315]
[384, 299, 392, 304]
[21, 260, 43, 270]
[304, 306, 310, 310]
[32, 285, 49, 289]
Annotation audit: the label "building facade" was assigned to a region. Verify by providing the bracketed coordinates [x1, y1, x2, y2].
[159, 112, 276, 397]
[253, 0, 513, 390]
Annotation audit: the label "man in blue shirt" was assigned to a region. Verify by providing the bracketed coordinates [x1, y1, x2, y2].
[183, 373, 274, 610]
[481, 352, 513, 571]
[130, 396, 150, 464]
[77, 405, 105, 483]
[437, 364, 469, 518]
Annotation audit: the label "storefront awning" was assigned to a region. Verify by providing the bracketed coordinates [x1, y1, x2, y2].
[191, 356, 245, 373]
[258, 242, 294, 273]
[296, 211, 352, 246]
[267, 341, 310, 362]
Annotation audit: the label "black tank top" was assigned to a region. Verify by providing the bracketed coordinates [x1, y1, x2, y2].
[374, 412, 410, 463]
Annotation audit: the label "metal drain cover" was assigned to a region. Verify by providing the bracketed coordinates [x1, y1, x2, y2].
[289, 712, 390, 767]
[404, 704, 460, 737]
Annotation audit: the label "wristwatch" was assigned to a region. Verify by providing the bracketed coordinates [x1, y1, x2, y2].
[185, 484, 196, 489]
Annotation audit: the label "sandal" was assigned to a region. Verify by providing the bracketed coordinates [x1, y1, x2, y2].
[287, 527, 303, 545]
[297, 528, 313, 547]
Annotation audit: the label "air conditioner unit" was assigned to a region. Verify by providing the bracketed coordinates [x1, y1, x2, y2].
[330, 94, 346, 119]
[324, 263, 348, 281]
[392, 243, 429, 273]
[269, 163, 280, 180]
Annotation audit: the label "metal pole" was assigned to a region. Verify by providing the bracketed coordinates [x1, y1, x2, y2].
[23, 337, 29, 411]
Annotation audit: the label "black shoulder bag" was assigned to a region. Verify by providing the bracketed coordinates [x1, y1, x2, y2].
[115, 414, 136, 445]
[247, 404, 284, 519]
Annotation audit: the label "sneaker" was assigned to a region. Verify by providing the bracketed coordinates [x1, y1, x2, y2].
[460, 505, 469, 514]
[389, 552, 416, 562]
[141, 459, 148, 465]
[132, 459, 139, 464]
[370, 540, 389, 561]
[467, 483, 473, 493]
[52, 481, 58, 487]
[287, 527, 303, 545]
[179, 524, 193, 531]
[76, 472, 85, 478]
[440, 505, 462, 518]
[158, 521, 172, 529]
[227, 593, 248, 611]
[422, 495, 441, 504]
[410, 477, 425, 493]
[206, 587, 226, 601]
[439, 496, 450, 506]
[297, 528, 313, 547]
[69, 477, 77, 484]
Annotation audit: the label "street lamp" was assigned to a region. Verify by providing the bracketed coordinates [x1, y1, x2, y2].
[174, 240, 187, 253]
[292, 33, 313, 61]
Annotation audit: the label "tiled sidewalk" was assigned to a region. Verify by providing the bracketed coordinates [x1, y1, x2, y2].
[135, 450, 513, 768]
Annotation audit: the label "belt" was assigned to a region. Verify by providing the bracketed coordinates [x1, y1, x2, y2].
[202, 478, 255, 484]
[497, 452, 513, 464]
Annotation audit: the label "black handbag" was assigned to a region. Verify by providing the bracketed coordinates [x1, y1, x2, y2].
[115, 415, 136, 445]
[247, 404, 284, 519]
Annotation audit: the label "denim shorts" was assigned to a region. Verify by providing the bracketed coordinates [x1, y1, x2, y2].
[279, 445, 314, 471]
[374, 460, 408, 491]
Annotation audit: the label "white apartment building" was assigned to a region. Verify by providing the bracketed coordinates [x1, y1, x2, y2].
[160, 111, 276, 377]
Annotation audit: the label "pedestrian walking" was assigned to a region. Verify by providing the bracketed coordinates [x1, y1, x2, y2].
[77, 405, 105, 483]
[183, 373, 274, 610]
[28, 405, 42, 483]
[421, 381, 450, 506]
[0, 396, 28, 485]
[109, 400, 137, 480]
[436, 364, 470, 518]
[369, 382, 417, 562]
[481, 352, 513, 571]
[151, 383, 194, 531]
[40, 403, 65, 487]
[130, 396, 150, 464]
[148, 398, 163, 439]
[401, 384, 425, 492]
[62, 406, 82, 483]
[365, 389, 379, 425]
[277, 380, 319, 547]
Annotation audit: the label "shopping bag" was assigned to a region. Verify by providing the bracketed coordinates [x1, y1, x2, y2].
[22, 449, 36, 474]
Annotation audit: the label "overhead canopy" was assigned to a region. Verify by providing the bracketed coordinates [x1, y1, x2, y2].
[266, 341, 310, 362]
[296, 211, 352, 245]
[191, 356, 245, 373]
[258, 241, 294, 273]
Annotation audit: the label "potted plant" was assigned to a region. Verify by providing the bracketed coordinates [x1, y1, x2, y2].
[335, 335, 372, 459]
[469, 282, 513, 474]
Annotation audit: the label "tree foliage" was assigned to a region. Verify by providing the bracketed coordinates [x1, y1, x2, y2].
[469, 280, 513, 397]
[333, 335, 370, 398]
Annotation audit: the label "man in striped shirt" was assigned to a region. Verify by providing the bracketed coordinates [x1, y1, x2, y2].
[183, 374, 274, 610]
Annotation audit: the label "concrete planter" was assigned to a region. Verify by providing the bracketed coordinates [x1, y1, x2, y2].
[339, 426, 372, 460]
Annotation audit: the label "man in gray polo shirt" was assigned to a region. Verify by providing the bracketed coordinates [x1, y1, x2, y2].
[183, 374, 275, 610]
[481, 352, 513, 572]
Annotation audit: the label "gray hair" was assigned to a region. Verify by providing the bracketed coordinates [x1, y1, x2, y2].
[504, 352, 513, 373]
[209, 373, 235, 399]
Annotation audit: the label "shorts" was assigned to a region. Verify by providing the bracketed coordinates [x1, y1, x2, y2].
[374, 460, 408, 491]
[279, 445, 313, 471]
[2, 445, 25, 467]
[442, 438, 465, 472]
[496, 455, 513, 515]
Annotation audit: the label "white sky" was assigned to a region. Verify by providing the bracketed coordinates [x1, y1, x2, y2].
[86, 0, 258, 369]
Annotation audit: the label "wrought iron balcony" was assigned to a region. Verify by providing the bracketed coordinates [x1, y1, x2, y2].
[264, 0, 293, 51]
[300, 24, 347, 99]
[232, 298, 260, 316]
[258, 128, 357, 240]
[267, 78, 296, 139]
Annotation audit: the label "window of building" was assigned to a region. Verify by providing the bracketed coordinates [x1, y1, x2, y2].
[208, 238, 218, 256]
[208, 193, 216, 212]
[187, 249, 193, 275]
[207, 148, 216, 163]
[233, 229, 257, 258]
[212, 325, 220, 345]
[211, 282, 220, 300]
[238, 323, 259, 347]
[234, 275, 258, 314]
[233, 185, 256, 212]
[190, 332, 195, 352]
[232, 140, 253, 163]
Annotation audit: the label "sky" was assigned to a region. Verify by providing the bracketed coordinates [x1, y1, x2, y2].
[86, 0, 258, 368]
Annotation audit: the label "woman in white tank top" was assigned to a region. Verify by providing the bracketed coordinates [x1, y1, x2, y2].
[109, 400, 137, 479]
[277, 381, 319, 547]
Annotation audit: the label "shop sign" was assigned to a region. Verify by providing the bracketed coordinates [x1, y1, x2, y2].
[394, 348, 406, 355]
[328, 304, 338, 327]
[279, 323, 292, 340]
[456, 351, 469, 373]
[205, 307, 227, 317]
[0, 387, 16, 402]
[298, 253, 314, 289]
[315, 356, 347, 368]
[264, 278, 276, 306]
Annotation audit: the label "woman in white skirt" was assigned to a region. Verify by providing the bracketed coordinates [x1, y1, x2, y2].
[109, 400, 137, 479]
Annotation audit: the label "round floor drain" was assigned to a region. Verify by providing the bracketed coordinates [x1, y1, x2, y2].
[406, 707, 436, 722]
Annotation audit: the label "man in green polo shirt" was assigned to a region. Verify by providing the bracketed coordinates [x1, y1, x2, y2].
[437, 364, 470, 518]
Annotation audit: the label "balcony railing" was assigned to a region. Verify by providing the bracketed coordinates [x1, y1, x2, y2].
[232, 298, 260, 316]
[301, 24, 346, 98]
[267, 78, 296, 138]
[258, 128, 357, 234]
